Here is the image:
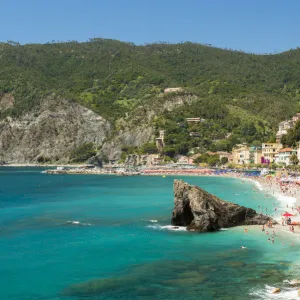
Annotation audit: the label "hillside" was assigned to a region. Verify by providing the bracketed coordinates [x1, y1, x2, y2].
[0, 39, 300, 163]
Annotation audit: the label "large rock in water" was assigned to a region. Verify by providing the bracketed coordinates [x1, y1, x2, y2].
[171, 180, 275, 232]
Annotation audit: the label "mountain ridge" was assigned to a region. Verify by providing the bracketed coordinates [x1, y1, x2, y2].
[1, 39, 300, 163]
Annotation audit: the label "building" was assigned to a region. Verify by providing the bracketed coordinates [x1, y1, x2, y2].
[176, 155, 194, 165]
[189, 132, 201, 137]
[249, 147, 262, 164]
[274, 148, 297, 166]
[148, 154, 163, 165]
[292, 113, 300, 123]
[261, 143, 282, 163]
[232, 144, 250, 165]
[155, 130, 165, 152]
[186, 117, 206, 123]
[276, 120, 293, 143]
[164, 87, 183, 93]
[216, 151, 233, 163]
[276, 113, 300, 143]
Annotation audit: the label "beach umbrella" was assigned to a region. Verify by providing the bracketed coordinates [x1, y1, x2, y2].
[282, 213, 293, 217]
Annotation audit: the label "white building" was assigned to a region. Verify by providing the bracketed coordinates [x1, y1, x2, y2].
[164, 87, 183, 93]
[274, 148, 297, 166]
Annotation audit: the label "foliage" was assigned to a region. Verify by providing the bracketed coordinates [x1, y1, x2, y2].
[194, 153, 220, 166]
[141, 142, 157, 154]
[290, 153, 299, 165]
[220, 157, 229, 165]
[281, 120, 300, 147]
[70, 143, 97, 162]
[1, 39, 300, 155]
[0, 39, 300, 122]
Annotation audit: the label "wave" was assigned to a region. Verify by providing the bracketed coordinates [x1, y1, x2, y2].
[66, 220, 92, 226]
[250, 284, 298, 299]
[274, 193, 297, 206]
[245, 178, 264, 191]
[254, 181, 264, 191]
[149, 220, 158, 223]
[147, 224, 187, 231]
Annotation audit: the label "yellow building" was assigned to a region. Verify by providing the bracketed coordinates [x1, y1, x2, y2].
[261, 143, 282, 163]
[249, 147, 262, 164]
[232, 144, 250, 165]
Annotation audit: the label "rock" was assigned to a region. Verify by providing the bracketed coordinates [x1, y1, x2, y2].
[290, 279, 300, 286]
[271, 288, 281, 294]
[86, 156, 103, 167]
[171, 180, 276, 232]
[0, 95, 111, 163]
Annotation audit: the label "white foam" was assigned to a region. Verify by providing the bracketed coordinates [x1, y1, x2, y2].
[250, 285, 298, 299]
[66, 220, 92, 226]
[255, 181, 264, 191]
[147, 224, 187, 231]
[67, 220, 80, 224]
[149, 220, 158, 223]
[246, 178, 263, 191]
[274, 193, 297, 206]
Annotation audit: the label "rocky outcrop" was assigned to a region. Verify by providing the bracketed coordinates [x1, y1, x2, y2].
[171, 180, 275, 232]
[97, 94, 198, 161]
[0, 93, 198, 163]
[0, 96, 111, 163]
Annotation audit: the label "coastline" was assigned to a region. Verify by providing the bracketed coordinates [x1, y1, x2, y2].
[3, 165, 300, 298]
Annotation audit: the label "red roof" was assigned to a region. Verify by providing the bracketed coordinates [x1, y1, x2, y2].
[278, 148, 294, 152]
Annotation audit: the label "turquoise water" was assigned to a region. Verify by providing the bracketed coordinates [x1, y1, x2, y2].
[1, 168, 300, 300]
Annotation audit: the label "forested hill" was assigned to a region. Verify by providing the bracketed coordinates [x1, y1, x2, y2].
[1, 39, 300, 122]
[1, 39, 300, 162]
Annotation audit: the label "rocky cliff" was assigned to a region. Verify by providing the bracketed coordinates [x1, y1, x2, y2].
[96, 94, 197, 161]
[0, 93, 197, 164]
[0, 96, 111, 163]
[171, 180, 274, 231]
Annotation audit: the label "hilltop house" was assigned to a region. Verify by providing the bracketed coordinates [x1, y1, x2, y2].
[189, 132, 201, 137]
[274, 148, 297, 166]
[155, 130, 165, 152]
[276, 113, 300, 143]
[261, 143, 282, 164]
[164, 87, 183, 93]
[186, 117, 206, 123]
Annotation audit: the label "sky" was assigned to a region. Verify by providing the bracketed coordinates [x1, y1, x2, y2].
[1, 0, 300, 54]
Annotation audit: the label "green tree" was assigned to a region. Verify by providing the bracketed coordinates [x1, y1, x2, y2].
[290, 153, 299, 165]
[70, 143, 96, 162]
[141, 142, 157, 154]
[220, 157, 229, 165]
[207, 155, 220, 167]
[163, 146, 176, 158]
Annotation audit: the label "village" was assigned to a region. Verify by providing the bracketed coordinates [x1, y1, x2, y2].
[44, 113, 300, 176]
[119, 112, 300, 169]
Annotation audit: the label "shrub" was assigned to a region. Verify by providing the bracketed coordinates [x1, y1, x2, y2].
[70, 143, 96, 162]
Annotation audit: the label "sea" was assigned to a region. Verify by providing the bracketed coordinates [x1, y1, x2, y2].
[1, 167, 300, 300]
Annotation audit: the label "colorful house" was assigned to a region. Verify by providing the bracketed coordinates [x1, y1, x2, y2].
[261, 143, 282, 163]
[275, 148, 297, 165]
[249, 147, 262, 164]
[232, 144, 250, 165]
